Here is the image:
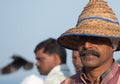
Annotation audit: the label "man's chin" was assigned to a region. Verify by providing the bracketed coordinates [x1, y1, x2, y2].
[39, 72, 47, 75]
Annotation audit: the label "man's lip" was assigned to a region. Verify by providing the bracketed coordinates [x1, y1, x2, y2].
[82, 54, 96, 59]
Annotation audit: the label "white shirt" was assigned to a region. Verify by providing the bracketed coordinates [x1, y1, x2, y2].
[21, 74, 44, 84]
[44, 64, 71, 84]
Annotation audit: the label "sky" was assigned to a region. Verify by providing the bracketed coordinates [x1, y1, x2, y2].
[0, 0, 120, 84]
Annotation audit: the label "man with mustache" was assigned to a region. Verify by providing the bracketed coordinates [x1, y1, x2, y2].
[34, 38, 71, 84]
[57, 0, 120, 83]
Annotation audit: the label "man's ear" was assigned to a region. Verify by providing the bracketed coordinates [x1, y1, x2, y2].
[110, 38, 119, 51]
[52, 53, 61, 64]
[112, 47, 115, 52]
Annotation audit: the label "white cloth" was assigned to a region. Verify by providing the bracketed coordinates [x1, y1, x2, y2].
[44, 64, 71, 84]
[21, 74, 44, 84]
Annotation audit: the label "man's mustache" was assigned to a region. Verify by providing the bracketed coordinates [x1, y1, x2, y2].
[79, 50, 100, 57]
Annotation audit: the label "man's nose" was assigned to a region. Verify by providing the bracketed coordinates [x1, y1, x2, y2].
[36, 61, 40, 66]
[84, 41, 93, 49]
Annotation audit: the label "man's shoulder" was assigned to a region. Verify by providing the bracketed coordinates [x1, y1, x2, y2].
[21, 74, 44, 84]
[45, 73, 67, 84]
[47, 64, 71, 77]
[117, 66, 120, 74]
[70, 72, 81, 78]
[117, 64, 120, 74]
[60, 72, 82, 84]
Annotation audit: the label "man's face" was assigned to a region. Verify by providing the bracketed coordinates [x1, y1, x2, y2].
[35, 48, 55, 75]
[72, 50, 83, 73]
[78, 37, 114, 68]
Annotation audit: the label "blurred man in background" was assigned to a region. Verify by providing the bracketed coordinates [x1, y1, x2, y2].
[72, 50, 83, 73]
[34, 38, 71, 84]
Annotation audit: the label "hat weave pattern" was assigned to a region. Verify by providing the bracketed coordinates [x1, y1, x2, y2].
[57, 0, 120, 51]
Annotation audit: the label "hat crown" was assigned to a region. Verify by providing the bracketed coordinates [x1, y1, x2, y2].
[76, 0, 118, 27]
[89, 0, 104, 2]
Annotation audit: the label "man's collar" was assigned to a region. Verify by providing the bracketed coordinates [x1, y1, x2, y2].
[80, 60, 119, 83]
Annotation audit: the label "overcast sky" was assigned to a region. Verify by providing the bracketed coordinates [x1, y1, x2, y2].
[0, 0, 120, 84]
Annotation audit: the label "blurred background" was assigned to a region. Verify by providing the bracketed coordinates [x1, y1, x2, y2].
[0, 0, 120, 84]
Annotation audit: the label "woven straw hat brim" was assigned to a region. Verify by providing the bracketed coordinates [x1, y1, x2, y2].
[57, 0, 120, 51]
[57, 19, 120, 51]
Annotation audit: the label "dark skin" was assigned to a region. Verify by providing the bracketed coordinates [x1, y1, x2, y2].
[72, 50, 83, 73]
[78, 37, 114, 83]
[35, 48, 61, 75]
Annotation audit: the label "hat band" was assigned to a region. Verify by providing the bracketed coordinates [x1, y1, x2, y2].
[76, 16, 119, 26]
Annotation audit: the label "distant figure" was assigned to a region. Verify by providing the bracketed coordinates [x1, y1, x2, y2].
[72, 50, 83, 73]
[34, 38, 71, 84]
[0, 54, 33, 75]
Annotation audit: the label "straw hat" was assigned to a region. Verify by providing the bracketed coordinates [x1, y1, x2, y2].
[57, 0, 120, 51]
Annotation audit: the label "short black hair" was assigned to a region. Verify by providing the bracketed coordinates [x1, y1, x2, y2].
[34, 38, 67, 64]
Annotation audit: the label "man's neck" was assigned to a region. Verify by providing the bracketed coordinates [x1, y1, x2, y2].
[84, 60, 113, 83]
